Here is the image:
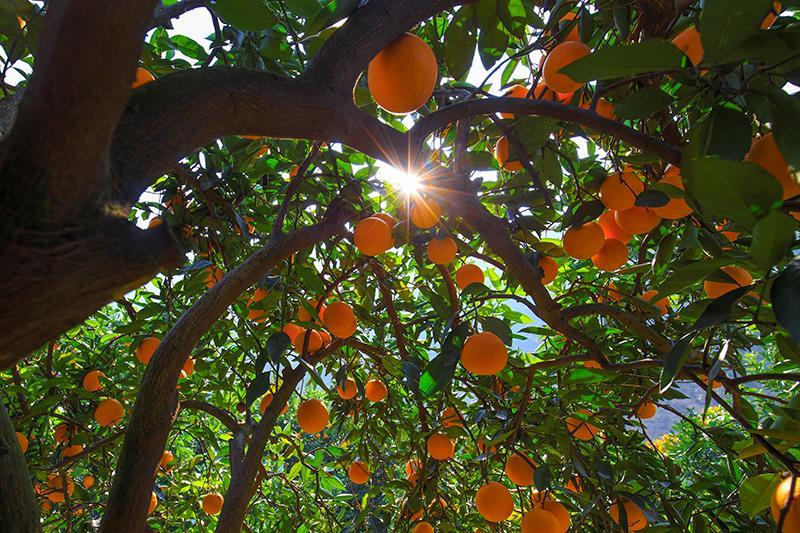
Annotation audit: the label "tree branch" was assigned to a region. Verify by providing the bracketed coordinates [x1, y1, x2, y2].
[562, 303, 672, 354]
[179, 400, 241, 433]
[150, 0, 207, 30]
[0, 402, 39, 531]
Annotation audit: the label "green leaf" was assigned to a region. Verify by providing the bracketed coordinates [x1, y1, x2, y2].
[739, 473, 780, 519]
[660, 332, 695, 393]
[477, 20, 509, 70]
[245, 372, 271, 408]
[769, 90, 800, 169]
[498, 0, 526, 37]
[514, 117, 558, 153]
[212, 0, 278, 32]
[776, 333, 800, 365]
[690, 286, 750, 331]
[772, 259, 800, 343]
[656, 258, 737, 298]
[699, 0, 772, 63]
[614, 86, 674, 120]
[419, 323, 469, 398]
[563, 368, 608, 385]
[266, 331, 291, 365]
[444, 11, 476, 80]
[687, 107, 752, 162]
[683, 158, 783, 230]
[560, 40, 684, 82]
[303, 0, 357, 36]
[751, 211, 797, 271]
[478, 316, 513, 346]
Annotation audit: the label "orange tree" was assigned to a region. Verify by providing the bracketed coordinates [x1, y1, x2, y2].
[2, 0, 800, 531]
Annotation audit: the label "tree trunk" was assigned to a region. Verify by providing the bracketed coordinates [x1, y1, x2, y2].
[0, 403, 40, 532]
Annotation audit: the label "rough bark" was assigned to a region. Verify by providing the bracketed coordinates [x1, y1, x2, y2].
[0, 403, 39, 532]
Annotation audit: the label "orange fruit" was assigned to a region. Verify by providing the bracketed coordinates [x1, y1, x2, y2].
[329, 318, 357, 338]
[297, 399, 329, 433]
[147, 217, 163, 229]
[427, 432, 455, 460]
[598, 210, 632, 243]
[599, 171, 644, 210]
[260, 392, 289, 415]
[566, 409, 599, 441]
[367, 33, 438, 114]
[562, 222, 605, 260]
[746, 133, 800, 200]
[412, 522, 434, 533]
[584, 360, 602, 369]
[651, 165, 693, 219]
[762, 2, 782, 29]
[461, 331, 508, 375]
[700, 374, 725, 389]
[282, 323, 302, 342]
[477, 436, 497, 455]
[521, 508, 563, 533]
[148, 491, 157, 515]
[365, 379, 388, 402]
[566, 477, 583, 493]
[538, 256, 558, 284]
[372, 212, 397, 228]
[595, 98, 615, 120]
[83, 370, 105, 392]
[531, 493, 570, 531]
[292, 328, 323, 354]
[298, 299, 326, 324]
[54, 423, 72, 444]
[136, 336, 161, 364]
[672, 26, 704, 66]
[716, 223, 740, 243]
[610, 499, 648, 531]
[542, 41, 591, 93]
[772, 475, 800, 531]
[494, 137, 523, 171]
[348, 461, 370, 484]
[46, 473, 74, 503]
[532, 82, 560, 102]
[405, 458, 422, 479]
[337, 377, 357, 400]
[504, 452, 536, 486]
[323, 301, 355, 333]
[558, 11, 581, 42]
[160, 450, 174, 469]
[499, 84, 530, 118]
[61, 444, 83, 458]
[411, 198, 442, 228]
[204, 265, 224, 288]
[704, 266, 753, 299]
[427, 236, 457, 264]
[441, 406, 463, 428]
[132, 67, 155, 88]
[641, 290, 669, 316]
[247, 288, 270, 322]
[614, 207, 661, 235]
[182, 357, 195, 377]
[95, 398, 124, 427]
[606, 281, 623, 302]
[636, 402, 657, 419]
[16, 431, 27, 453]
[475, 481, 514, 522]
[591, 239, 628, 272]
[202, 493, 224, 515]
[455, 264, 484, 290]
[354, 217, 394, 256]
[82, 476, 95, 489]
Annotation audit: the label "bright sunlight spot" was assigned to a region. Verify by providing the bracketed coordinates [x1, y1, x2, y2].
[376, 162, 421, 194]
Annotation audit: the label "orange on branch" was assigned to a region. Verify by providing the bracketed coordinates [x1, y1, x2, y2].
[160, 450, 174, 469]
[598, 210, 632, 243]
[427, 432, 455, 460]
[354, 217, 394, 256]
[292, 328, 323, 354]
[704, 266, 753, 299]
[412, 522, 434, 533]
[461, 331, 508, 375]
[614, 207, 661, 235]
[671, 26, 704, 66]
[531, 492, 571, 531]
[136, 336, 161, 364]
[558, 11, 581, 42]
[504, 452, 536, 486]
[562, 222, 605, 260]
[652, 165, 693, 219]
[441, 406, 463, 428]
[323, 301, 355, 333]
[641, 290, 669, 316]
[54, 423, 71, 444]
[772, 475, 800, 531]
[538, 256, 558, 284]
[427, 236, 457, 265]
[247, 288, 270, 322]
[202, 493, 224, 515]
[132, 67, 155, 88]
[591, 239, 628, 272]
[83, 370, 105, 392]
[297, 399, 329, 434]
[475, 481, 514, 522]
[260, 392, 288, 415]
[455, 264, 485, 290]
[494, 137, 523, 172]
[94, 398, 124, 427]
[61, 444, 83, 458]
[542, 41, 591, 93]
[365, 379, 388, 402]
[372, 212, 397, 228]
[82, 476, 95, 489]
[297, 299, 326, 324]
[637, 402, 657, 419]
[745, 133, 800, 200]
[499, 84, 530, 118]
[46, 473, 74, 503]
[411, 198, 442, 229]
[367, 33, 438, 114]
[566, 409, 599, 441]
[282, 323, 302, 342]
[521, 508, 563, 533]
[204, 265, 224, 288]
[610, 499, 648, 531]
[348, 461, 370, 484]
[148, 491, 157, 515]
[182, 356, 195, 377]
[16, 431, 27, 453]
[337, 377, 357, 400]
[599, 171, 644, 210]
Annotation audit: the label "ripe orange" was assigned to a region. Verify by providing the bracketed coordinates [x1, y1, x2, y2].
[599, 171, 644, 210]
[412, 522, 434, 533]
[610, 499, 648, 531]
[591, 239, 628, 272]
[62, 444, 83, 458]
[772, 475, 800, 531]
[182, 357, 195, 377]
[83, 370, 105, 392]
[54, 423, 71, 444]
[148, 491, 157, 515]
[136, 336, 161, 364]
[637, 402, 657, 419]
[499, 84, 530, 118]
[337, 377, 357, 400]
[700, 374, 724, 389]
[427, 236, 457, 264]
[365, 379, 388, 402]
[614, 207, 661, 235]
[531, 492, 571, 531]
[441, 406, 463, 428]
[411, 198, 442, 229]
[565, 477, 583, 493]
[329, 318, 357, 338]
[716, 223, 740, 243]
[595, 98, 616, 120]
[542, 41, 591, 93]
[202, 493, 224, 515]
[475, 481, 514, 522]
[558, 11, 581, 42]
[461, 331, 508, 375]
[477, 436, 497, 455]
[323, 301, 355, 333]
[247, 288, 270, 322]
[598, 210, 632, 243]
[95, 398, 124, 427]
[260, 392, 289, 415]
[282, 323, 302, 342]
[46, 473, 74, 503]
[762, 2, 783, 29]
[16, 431, 27, 453]
[82, 476, 95, 489]
[367, 33, 438, 114]
[132, 67, 155, 89]
[297, 399, 329, 433]
[405, 458, 422, 480]
[292, 328, 323, 354]
[160, 450, 174, 469]
[455, 264, 485, 290]
[672, 26, 704, 66]
[532, 82, 560, 102]
[494, 137, 523, 171]
[606, 281, 623, 302]
[652, 165, 693, 219]
[505, 452, 536, 486]
[584, 360, 602, 369]
[562, 222, 605, 260]
[746, 133, 800, 200]
[427, 432, 455, 460]
[704, 266, 753, 299]
[566, 409, 599, 441]
[204, 265, 224, 288]
[298, 299, 326, 324]
[521, 508, 563, 533]
[348, 461, 370, 484]
[641, 290, 669, 316]
[354, 217, 394, 256]
[372, 212, 397, 228]
[538, 256, 558, 284]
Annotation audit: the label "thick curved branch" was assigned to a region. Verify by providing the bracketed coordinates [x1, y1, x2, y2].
[99, 202, 354, 533]
[0, 403, 39, 532]
[150, 0, 207, 30]
[563, 303, 672, 354]
[179, 400, 241, 433]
